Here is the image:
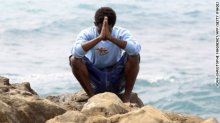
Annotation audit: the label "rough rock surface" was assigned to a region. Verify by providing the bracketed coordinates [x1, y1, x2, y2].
[46, 91, 144, 112]
[81, 92, 129, 117]
[0, 76, 218, 123]
[0, 76, 66, 123]
[46, 91, 89, 111]
[47, 92, 218, 123]
[46, 111, 87, 123]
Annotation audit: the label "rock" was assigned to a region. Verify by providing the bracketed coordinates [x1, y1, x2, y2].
[11, 82, 38, 95]
[84, 105, 172, 123]
[46, 91, 144, 112]
[0, 76, 66, 123]
[201, 117, 219, 123]
[86, 116, 108, 123]
[0, 95, 66, 123]
[0, 76, 10, 86]
[47, 92, 144, 122]
[165, 112, 204, 123]
[48, 92, 219, 123]
[107, 106, 171, 123]
[46, 111, 87, 123]
[0, 86, 10, 93]
[0, 76, 14, 93]
[81, 92, 128, 117]
[0, 76, 218, 123]
[46, 91, 89, 111]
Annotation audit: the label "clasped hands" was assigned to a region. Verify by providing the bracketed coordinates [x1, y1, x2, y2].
[95, 16, 126, 49]
[98, 16, 113, 41]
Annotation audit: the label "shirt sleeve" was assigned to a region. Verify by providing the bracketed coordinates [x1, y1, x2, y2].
[71, 29, 89, 58]
[120, 29, 141, 55]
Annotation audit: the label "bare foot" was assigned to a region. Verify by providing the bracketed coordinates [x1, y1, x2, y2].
[121, 94, 130, 103]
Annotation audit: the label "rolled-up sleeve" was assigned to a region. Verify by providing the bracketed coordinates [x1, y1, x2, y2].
[71, 30, 88, 58]
[121, 29, 141, 55]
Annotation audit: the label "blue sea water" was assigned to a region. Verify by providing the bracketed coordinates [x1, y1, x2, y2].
[0, 0, 219, 120]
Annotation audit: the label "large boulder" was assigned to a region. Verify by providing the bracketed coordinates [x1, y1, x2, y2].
[0, 76, 218, 123]
[201, 118, 219, 123]
[46, 91, 89, 111]
[46, 91, 144, 112]
[11, 82, 38, 95]
[81, 92, 129, 117]
[107, 106, 171, 123]
[46, 111, 87, 123]
[0, 76, 10, 85]
[165, 112, 204, 123]
[47, 92, 218, 123]
[0, 76, 66, 123]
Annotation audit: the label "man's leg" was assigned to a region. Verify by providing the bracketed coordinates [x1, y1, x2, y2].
[122, 54, 140, 102]
[69, 56, 94, 97]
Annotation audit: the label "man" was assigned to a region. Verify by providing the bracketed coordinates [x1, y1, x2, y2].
[69, 7, 141, 102]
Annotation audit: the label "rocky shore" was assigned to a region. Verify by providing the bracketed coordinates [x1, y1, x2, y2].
[0, 76, 218, 123]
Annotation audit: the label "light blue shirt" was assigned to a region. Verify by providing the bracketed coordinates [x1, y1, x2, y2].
[71, 26, 141, 68]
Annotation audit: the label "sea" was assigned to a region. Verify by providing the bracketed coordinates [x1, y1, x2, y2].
[0, 0, 219, 121]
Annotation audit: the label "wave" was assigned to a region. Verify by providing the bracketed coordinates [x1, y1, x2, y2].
[1, 19, 80, 37]
[136, 79, 220, 119]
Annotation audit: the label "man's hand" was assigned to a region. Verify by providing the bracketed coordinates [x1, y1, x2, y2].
[81, 16, 112, 51]
[98, 16, 127, 49]
[104, 17, 112, 40]
[98, 16, 112, 40]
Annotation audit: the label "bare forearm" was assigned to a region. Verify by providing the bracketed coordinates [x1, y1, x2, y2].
[108, 37, 127, 49]
[82, 36, 102, 51]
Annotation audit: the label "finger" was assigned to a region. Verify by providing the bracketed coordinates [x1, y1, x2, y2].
[103, 16, 108, 24]
[101, 22, 105, 31]
[101, 19, 106, 32]
[104, 16, 108, 24]
[104, 17, 108, 29]
[105, 19, 109, 28]
[104, 16, 108, 20]
[101, 16, 107, 29]
[104, 18, 110, 33]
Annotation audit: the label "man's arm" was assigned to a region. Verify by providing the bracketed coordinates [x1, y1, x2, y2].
[108, 36, 127, 49]
[81, 16, 134, 53]
[81, 18, 108, 52]
[81, 36, 102, 52]
[104, 16, 140, 55]
[101, 16, 127, 49]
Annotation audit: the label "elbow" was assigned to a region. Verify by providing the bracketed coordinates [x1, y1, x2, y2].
[124, 42, 141, 55]
[71, 44, 87, 58]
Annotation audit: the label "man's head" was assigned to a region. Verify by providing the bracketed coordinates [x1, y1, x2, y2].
[94, 7, 116, 33]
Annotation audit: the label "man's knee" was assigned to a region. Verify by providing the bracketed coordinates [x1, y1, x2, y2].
[127, 54, 140, 65]
[69, 56, 84, 69]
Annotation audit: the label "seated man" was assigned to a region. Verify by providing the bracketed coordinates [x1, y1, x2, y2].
[69, 7, 141, 102]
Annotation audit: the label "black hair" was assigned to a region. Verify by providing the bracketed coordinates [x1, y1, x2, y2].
[94, 7, 116, 27]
